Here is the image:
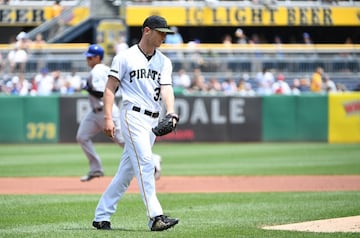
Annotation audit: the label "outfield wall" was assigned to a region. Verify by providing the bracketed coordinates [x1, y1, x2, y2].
[0, 93, 359, 143]
[0, 96, 59, 143]
[262, 95, 328, 142]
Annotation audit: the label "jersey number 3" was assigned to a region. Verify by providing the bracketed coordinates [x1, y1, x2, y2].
[154, 87, 160, 101]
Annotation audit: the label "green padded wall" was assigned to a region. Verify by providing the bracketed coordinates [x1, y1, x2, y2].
[262, 95, 327, 141]
[0, 96, 59, 143]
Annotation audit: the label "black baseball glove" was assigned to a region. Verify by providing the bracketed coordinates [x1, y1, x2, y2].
[152, 113, 179, 136]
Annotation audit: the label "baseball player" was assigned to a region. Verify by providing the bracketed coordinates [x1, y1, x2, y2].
[92, 15, 179, 231]
[77, 44, 162, 182]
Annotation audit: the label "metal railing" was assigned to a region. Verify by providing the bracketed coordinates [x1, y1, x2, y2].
[158, 43, 360, 91]
[160, 43, 359, 76]
[24, 0, 89, 42]
[0, 43, 358, 74]
[0, 43, 89, 77]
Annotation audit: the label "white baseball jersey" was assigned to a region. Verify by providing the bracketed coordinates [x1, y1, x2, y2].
[94, 44, 174, 221]
[108, 44, 173, 112]
[88, 63, 109, 109]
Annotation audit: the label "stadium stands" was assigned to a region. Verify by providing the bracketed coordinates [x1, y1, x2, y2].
[1, 42, 358, 90]
[158, 44, 359, 90]
[0, 0, 358, 92]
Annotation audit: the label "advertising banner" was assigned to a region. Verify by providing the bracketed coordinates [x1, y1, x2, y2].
[4, 94, 358, 143]
[59, 95, 262, 143]
[126, 6, 360, 26]
[157, 96, 262, 142]
[328, 92, 360, 143]
[0, 6, 89, 26]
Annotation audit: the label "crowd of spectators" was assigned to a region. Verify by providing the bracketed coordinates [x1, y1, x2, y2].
[0, 23, 357, 96]
[2, 61, 352, 96]
[0, 30, 85, 96]
[172, 66, 351, 96]
[0, 21, 92, 96]
[1, 31, 47, 73]
[0, 66, 84, 96]
[160, 24, 356, 95]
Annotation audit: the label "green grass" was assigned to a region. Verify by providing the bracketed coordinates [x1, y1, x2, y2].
[0, 192, 359, 238]
[0, 143, 359, 237]
[0, 143, 359, 177]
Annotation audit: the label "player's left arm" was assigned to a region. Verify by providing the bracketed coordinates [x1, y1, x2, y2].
[160, 84, 178, 128]
[160, 85, 175, 114]
[159, 58, 175, 112]
[159, 57, 178, 121]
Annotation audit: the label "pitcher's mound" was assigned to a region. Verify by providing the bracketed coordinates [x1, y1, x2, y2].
[262, 215, 360, 233]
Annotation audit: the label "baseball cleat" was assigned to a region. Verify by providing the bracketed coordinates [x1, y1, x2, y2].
[153, 154, 162, 180]
[80, 171, 104, 182]
[92, 221, 111, 230]
[149, 215, 179, 231]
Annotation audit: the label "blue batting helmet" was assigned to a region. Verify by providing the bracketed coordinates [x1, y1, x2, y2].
[84, 44, 104, 60]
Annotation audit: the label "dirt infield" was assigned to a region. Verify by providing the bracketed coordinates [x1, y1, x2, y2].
[1, 175, 360, 194]
[263, 215, 360, 233]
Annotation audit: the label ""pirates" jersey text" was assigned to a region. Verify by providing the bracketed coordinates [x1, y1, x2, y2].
[129, 69, 161, 83]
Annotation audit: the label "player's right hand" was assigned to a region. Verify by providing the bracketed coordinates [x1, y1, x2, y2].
[103, 119, 115, 139]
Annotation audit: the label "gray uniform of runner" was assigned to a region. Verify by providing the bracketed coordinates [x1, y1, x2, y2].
[76, 63, 124, 175]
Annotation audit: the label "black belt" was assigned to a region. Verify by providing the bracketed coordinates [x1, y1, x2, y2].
[132, 106, 159, 118]
[92, 107, 103, 113]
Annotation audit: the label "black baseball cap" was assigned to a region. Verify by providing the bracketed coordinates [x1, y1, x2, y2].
[142, 15, 174, 34]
